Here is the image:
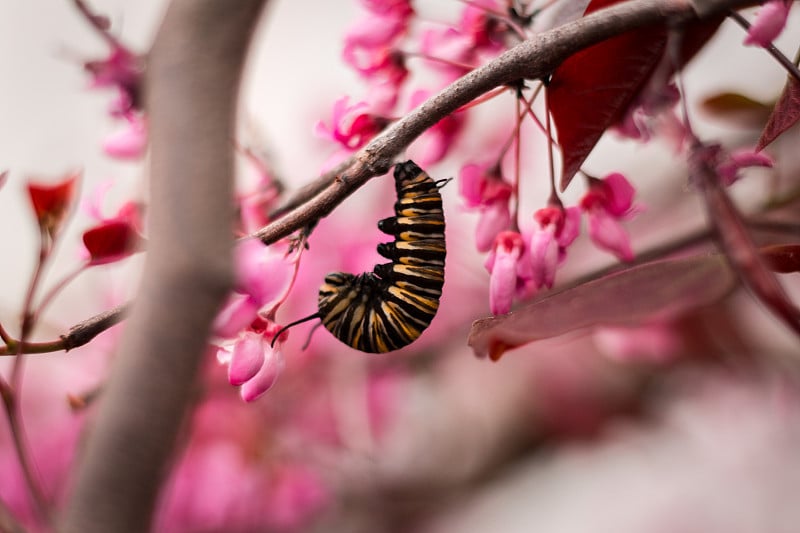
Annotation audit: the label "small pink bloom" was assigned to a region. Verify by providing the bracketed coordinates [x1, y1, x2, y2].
[85, 45, 143, 114]
[102, 115, 147, 159]
[458, 0, 506, 50]
[217, 321, 285, 402]
[233, 239, 293, 306]
[475, 196, 511, 253]
[213, 293, 260, 339]
[314, 96, 390, 150]
[361, 0, 413, 18]
[586, 207, 634, 261]
[485, 231, 525, 315]
[526, 206, 582, 289]
[239, 337, 284, 402]
[744, 0, 792, 47]
[717, 148, 773, 186]
[226, 331, 265, 386]
[420, 27, 476, 81]
[580, 174, 640, 261]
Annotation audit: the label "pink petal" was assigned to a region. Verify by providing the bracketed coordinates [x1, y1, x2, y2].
[234, 239, 294, 307]
[488, 231, 524, 315]
[212, 293, 259, 338]
[240, 343, 284, 402]
[717, 148, 774, 186]
[587, 207, 634, 261]
[744, 0, 791, 47]
[228, 331, 266, 386]
[557, 206, 582, 249]
[529, 225, 559, 289]
[475, 199, 510, 253]
[102, 116, 147, 160]
[601, 172, 636, 217]
[459, 163, 486, 207]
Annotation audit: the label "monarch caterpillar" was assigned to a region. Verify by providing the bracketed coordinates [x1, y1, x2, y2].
[275, 160, 447, 353]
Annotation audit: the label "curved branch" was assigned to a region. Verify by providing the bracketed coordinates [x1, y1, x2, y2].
[60, 1, 267, 532]
[252, 0, 754, 245]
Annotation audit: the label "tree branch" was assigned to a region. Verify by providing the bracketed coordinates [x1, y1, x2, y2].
[252, 0, 754, 245]
[60, 1, 267, 532]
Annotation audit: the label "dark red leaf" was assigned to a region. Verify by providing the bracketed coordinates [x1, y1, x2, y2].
[756, 75, 800, 151]
[468, 254, 738, 360]
[761, 244, 800, 273]
[547, 0, 667, 190]
[27, 171, 80, 235]
[82, 220, 139, 265]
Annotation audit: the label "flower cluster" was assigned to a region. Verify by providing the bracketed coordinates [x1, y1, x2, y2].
[464, 164, 640, 315]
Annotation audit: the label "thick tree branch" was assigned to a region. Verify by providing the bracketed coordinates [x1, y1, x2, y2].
[60, 1, 267, 532]
[252, 0, 754, 245]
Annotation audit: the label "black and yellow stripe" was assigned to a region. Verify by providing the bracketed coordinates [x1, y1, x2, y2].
[316, 160, 446, 353]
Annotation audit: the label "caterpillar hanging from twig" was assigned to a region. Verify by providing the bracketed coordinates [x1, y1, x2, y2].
[274, 160, 447, 353]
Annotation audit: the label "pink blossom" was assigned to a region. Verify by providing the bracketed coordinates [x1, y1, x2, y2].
[238, 335, 284, 402]
[526, 206, 581, 289]
[216, 322, 285, 402]
[85, 45, 143, 115]
[717, 147, 773, 186]
[102, 114, 147, 159]
[485, 231, 525, 315]
[744, 0, 792, 47]
[459, 163, 513, 252]
[421, 27, 475, 80]
[314, 96, 390, 150]
[457, 0, 507, 50]
[360, 0, 413, 18]
[580, 173, 640, 261]
[475, 198, 511, 252]
[213, 239, 294, 338]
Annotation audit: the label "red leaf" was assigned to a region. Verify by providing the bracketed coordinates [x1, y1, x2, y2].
[761, 244, 800, 273]
[82, 220, 139, 265]
[548, 0, 667, 190]
[756, 75, 800, 151]
[468, 254, 738, 360]
[27, 171, 80, 235]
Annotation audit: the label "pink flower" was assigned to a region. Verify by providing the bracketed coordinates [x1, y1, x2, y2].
[217, 322, 285, 402]
[85, 45, 143, 115]
[360, 0, 413, 18]
[744, 0, 792, 47]
[526, 206, 581, 289]
[102, 114, 147, 159]
[459, 163, 513, 252]
[314, 96, 390, 150]
[717, 147, 773, 186]
[580, 173, 641, 261]
[485, 231, 525, 315]
[213, 239, 294, 338]
[420, 0, 505, 83]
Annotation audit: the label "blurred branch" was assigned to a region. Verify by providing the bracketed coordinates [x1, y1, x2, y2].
[60, 1, 267, 532]
[251, 0, 755, 245]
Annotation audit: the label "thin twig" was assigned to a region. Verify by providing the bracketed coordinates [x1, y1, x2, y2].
[728, 9, 800, 83]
